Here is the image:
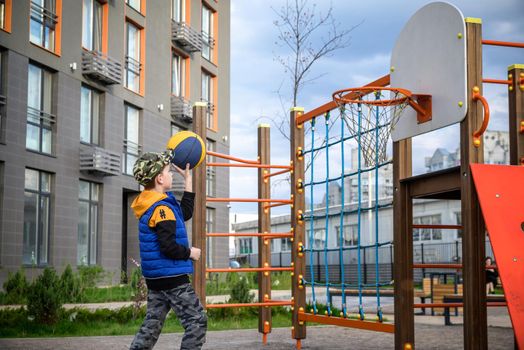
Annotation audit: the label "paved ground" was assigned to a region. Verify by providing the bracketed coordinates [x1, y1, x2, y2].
[0, 289, 516, 349]
[0, 323, 514, 350]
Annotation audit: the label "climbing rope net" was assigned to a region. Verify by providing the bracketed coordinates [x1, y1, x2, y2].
[301, 87, 409, 322]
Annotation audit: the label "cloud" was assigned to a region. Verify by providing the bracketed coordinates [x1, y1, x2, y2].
[229, 0, 523, 214]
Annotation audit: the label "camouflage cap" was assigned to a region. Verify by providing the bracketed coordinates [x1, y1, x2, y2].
[133, 150, 174, 186]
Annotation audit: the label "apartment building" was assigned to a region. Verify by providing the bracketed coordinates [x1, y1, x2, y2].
[0, 0, 230, 286]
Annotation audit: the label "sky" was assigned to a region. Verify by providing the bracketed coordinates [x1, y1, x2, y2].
[228, 0, 524, 216]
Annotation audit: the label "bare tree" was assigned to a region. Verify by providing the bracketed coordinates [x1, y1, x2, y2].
[270, 0, 359, 140]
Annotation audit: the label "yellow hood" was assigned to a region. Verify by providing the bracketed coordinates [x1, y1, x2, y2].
[131, 190, 168, 218]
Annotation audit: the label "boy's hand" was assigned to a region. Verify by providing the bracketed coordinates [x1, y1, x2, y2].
[173, 163, 192, 192]
[189, 247, 201, 261]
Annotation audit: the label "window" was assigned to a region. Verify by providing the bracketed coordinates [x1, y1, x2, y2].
[335, 225, 358, 247]
[30, 0, 58, 52]
[0, 0, 5, 30]
[171, 123, 182, 136]
[78, 180, 99, 265]
[455, 212, 462, 240]
[239, 238, 253, 254]
[23, 169, 51, 266]
[281, 238, 292, 252]
[80, 86, 100, 145]
[206, 139, 215, 197]
[27, 63, 54, 154]
[206, 207, 215, 266]
[0, 51, 5, 143]
[82, 0, 103, 52]
[201, 71, 214, 129]
[123, 104, 140, 175]
[0, 0, 12, 32]
[172, 52, 185, 97]
[172, 0, 183, 22]
[125, 0, 141, 12]
[306, 228, 326, 249]
[125, 21, 141, 93]
[413, 214, 442, 241]
[201, 5, 213, 61]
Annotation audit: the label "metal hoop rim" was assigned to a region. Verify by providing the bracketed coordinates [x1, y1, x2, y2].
[332, 86, 413, 106]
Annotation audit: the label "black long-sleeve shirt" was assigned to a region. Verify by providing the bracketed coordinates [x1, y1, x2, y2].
[146, 191, 194, 291]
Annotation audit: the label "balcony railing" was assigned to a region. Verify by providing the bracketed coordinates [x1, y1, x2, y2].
[171, 20, 202, 53]
[27, 106, 56, 125]
[0, 94, 6, 106]
[202, 32, 216, 50]
[30, 1, 58, 28]
[80, 145, 121, 176]
[82, 50, 122, 85]
[171, 95, 192, 122]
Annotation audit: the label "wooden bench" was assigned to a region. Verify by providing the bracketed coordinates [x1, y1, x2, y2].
[432, 283, 463, 315]
[443, 294, 506, 325]
[414, 277, 438, 315]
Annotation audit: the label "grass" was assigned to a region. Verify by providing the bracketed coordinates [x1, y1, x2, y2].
[0, 307, 294, 338]
[74, 285, 135, 303]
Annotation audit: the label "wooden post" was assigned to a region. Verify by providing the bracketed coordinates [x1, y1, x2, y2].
[290, 107, 306, 342]
[192, 102, 207, 306]
[461, 18, 487, 350]
[393, 138, 413, 350]
[258, 124, 272, 340]
[508, 64, 524, 166]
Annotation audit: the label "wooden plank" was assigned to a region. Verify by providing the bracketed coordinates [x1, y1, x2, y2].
[257, 124, 272, 335]
[393, 139, 414, 350]
[508, 65, 524, 165]
[298, 312, 395, 333]
[192, 104, 207, 306]
[290, 108, 306, 340]
[460, 20, 487, 350]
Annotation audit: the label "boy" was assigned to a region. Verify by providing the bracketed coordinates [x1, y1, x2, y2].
[130, 151, 207, 350]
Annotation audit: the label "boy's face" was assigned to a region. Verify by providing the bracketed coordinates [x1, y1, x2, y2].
[155, 164, 173, 191]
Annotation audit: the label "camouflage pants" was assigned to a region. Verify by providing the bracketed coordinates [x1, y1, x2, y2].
[130, 283, 207, 350]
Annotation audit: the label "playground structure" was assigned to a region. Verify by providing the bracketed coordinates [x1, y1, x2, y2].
[185, 2, 523, 350]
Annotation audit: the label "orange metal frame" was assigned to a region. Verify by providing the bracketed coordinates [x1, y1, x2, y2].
[472, 86, 490, 147]
[207, 198, 292, 204]
[207, 232, 293, 238]
[297, 74, 391, 125]
[207, 162, 291, 169]
[482, 39, 524, 48]
[207, 301, 294, 309]
[207, 150, 261, 165]
[207, 267, 293, 273]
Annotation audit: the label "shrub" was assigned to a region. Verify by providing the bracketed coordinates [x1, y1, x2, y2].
[229, 274, 254, 304]
[77, 265, 104, 288]
[130, 267, 147, 320]
[27, 267, 63, 324]
[60, 265, 81, 302]
[3, 268, 29, 304]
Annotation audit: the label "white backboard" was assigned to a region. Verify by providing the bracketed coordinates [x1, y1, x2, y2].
[391, 2, 467, 142]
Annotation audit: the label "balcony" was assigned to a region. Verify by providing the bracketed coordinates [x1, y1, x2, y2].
[171, 95, 192, 122]
[80, 145, 121, 176]
[171, 21, 202, 53]
[82, 50, 122, 85]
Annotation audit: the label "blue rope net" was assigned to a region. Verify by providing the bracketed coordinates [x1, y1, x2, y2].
[302, 95, 396, 322]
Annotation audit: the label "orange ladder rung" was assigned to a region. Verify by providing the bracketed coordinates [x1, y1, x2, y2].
[206, 301, 293, 309]
[207, 267, 293, 273]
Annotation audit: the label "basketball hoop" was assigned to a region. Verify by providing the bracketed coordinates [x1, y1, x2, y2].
[332, 87, 417, 167]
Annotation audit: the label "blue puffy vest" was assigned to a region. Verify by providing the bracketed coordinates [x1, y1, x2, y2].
[138, 192, 193, 279]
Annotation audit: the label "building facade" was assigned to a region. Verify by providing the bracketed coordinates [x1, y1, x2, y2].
[0, 0, 230, 286]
